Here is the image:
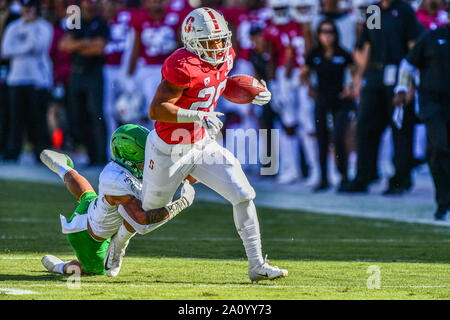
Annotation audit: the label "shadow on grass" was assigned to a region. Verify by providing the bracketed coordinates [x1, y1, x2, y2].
[0, 273, 253, 286]
[0, 273, 67, 283]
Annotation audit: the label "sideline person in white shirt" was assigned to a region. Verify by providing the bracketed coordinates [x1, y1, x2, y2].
[1, 0, 53, 162]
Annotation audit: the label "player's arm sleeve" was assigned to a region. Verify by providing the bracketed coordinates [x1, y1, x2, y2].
[161, 55, 191, 88]
[118, 196, 191, 235]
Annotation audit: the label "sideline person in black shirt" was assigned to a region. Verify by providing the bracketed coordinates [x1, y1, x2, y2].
[393, 9, 450, 220]
[302, 19, 357, 192]
[59, 0, 109, 165]
[348, 0, 424, 194]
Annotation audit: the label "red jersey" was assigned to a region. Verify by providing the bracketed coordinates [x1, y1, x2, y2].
[416, 8, 448, 30]
[235, 7, 271, 61]
[156, 47, 236, 144]
[105, 8, 136, 66]
[132, 9, 183, 65]
[263, 21, 305, 68]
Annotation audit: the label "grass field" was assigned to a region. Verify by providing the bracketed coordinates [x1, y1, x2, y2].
[0, 179, 449, 299]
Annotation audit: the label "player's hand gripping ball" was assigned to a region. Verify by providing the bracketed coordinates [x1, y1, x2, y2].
[222, 75, 271, 105]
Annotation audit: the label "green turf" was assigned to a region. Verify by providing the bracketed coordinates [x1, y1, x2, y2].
[0, 179, 449, 299]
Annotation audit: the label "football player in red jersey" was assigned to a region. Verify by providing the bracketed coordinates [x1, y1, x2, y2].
[138, 7, 287, 282]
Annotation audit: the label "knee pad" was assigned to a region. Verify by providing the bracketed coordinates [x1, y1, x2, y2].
[229, 182, 256, 206]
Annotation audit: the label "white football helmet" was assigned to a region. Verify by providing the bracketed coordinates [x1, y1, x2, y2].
[115, 91, 145, 124]
[268, 0, 291, 25]
[352, 0, 376, 22]
[290, 0, 319, 23]
[181, 7, 232, 66]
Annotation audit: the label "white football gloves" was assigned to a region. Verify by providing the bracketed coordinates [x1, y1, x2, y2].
[252, 79, 272, 106]
[201, 111, 224, 140]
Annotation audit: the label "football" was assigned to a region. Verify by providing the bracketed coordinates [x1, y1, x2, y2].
[222, 74, 266, 104]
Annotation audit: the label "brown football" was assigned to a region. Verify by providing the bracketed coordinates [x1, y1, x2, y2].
[222, 74, 266, 104]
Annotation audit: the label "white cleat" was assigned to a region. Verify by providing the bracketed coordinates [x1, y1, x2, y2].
[248, 256, 288, 282]
[41, 255, 63, 273]
[104, 237, 129, 277]
[40, 149, 74, 174]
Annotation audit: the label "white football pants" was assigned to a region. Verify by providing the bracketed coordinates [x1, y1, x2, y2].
[141, 130, 264, 266]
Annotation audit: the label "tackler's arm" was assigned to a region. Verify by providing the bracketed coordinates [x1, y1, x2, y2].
[113, 180, 195, 235]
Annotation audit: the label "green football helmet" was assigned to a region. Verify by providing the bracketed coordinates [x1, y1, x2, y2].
[110, 124, 150, 179]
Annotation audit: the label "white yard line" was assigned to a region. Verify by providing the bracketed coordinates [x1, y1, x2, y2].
[0, 287, 39, 295]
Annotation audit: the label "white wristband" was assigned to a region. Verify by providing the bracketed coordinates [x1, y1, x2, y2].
[177, 108, 203, 123]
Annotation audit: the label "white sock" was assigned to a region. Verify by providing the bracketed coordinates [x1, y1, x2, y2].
[233, 200, 264, 267]
[57, 262, 67, 274]
[58, 166, 74, 181]
[113, 224, 136, 250]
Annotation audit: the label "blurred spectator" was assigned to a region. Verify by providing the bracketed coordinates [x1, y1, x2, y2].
[302, 19, 356, 192]
[351, 0, 377, 38]
[289, 0, 321, 185]
[9, 0, 20, 14]
[125, 0, 184, 128]
[47, 0, 72, 150]
[60, 0, 109, 165]
[348, 0, 424, 194]
[312, 0, 357, 52]
[102, 0, 137, 154]
[393, 1, 450, 219]
[264, 0, 301, 183]
[0, 0, 19, 159]
[1, 0, 53, 162]
[416, 0, 448, 30]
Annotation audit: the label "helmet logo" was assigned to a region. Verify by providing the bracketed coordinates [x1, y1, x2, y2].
[185, 16, 194, 33]
[204, 8, 220, 31]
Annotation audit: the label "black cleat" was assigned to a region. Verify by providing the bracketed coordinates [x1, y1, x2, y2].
[313, 181, 330, 193]
[434, 208, 449, 221]
[342, 180, 368, 193]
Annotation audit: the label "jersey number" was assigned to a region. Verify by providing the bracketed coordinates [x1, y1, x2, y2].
[190, 78, 227, 111]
